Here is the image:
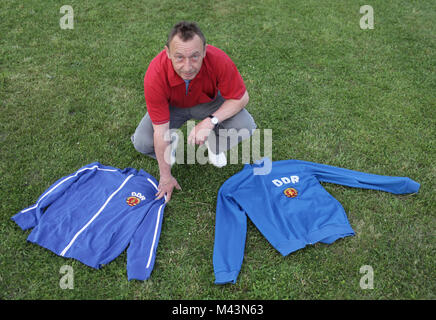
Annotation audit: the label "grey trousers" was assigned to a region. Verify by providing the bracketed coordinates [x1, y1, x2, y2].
[131, 95, 257, 158]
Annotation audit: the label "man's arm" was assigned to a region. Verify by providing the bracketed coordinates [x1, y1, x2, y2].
[187, 90, 249, 145]
[153, 122, 181, 203]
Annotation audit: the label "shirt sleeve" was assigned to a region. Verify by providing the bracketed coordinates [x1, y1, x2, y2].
[11, 163, 102, 230]
[143, 57, 170, 125]
[213, 187, 248, 285]
[127, 200, 166, 281]
[214, 49, 247, 101]
[304, 161, 420, 194]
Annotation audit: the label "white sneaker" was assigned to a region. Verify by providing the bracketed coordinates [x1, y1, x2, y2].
[169, 131, 179, 167]
[205, 140, 227, 168]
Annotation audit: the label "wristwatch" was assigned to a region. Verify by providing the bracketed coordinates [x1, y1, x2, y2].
[208, 115, 219, 127]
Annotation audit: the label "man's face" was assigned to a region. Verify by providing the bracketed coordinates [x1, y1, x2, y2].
[165, 34, 206, 81]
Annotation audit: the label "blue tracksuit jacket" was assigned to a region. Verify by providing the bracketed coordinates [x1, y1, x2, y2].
[12, 163, 166, 281]
[213, 158, 420, 284]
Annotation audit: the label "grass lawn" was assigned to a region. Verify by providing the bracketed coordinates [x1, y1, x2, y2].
[0, 0, 434, 300]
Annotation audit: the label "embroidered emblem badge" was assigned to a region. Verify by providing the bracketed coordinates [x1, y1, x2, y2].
[126, 192, 146, 207]
[126, 196, 141, 207]
[284, 187, 298, 198]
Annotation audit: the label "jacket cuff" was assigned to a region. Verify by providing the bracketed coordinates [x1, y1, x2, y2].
[214, 271, 239, 285]
[127, 260, 151, 281]
[11, 211, 36, 230]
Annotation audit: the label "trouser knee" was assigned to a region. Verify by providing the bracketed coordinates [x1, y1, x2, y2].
[131, 133, 156, 158]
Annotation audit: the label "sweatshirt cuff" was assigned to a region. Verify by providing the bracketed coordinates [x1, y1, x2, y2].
[406, 179, 420, 194]
[214, 271, 239, 285]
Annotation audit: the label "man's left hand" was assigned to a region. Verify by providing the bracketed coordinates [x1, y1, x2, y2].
[187, 119, 214, 145]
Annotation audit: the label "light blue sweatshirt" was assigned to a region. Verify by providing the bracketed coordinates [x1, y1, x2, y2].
[213, 158, 420, 284]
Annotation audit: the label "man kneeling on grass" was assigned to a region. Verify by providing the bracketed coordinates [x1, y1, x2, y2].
[131, 21, 256, 202]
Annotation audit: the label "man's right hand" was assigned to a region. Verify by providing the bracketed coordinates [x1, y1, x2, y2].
[155, 175, 181, 203]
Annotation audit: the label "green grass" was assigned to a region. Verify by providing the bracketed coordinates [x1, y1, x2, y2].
[1, 0, 435, 300]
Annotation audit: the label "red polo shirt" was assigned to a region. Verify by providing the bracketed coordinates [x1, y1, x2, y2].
[144, 45, 246, 125]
